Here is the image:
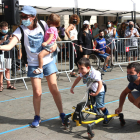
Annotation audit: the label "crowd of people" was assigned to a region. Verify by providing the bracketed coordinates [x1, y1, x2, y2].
[1, 5, 140, 130]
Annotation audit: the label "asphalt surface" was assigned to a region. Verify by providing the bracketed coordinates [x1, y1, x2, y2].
[0, 64, 140, 140]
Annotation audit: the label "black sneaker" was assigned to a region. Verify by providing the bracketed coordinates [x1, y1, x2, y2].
[103, 117, 114, 125]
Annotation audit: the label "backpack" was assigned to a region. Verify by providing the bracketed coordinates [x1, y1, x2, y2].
[19, 21, 45, 64]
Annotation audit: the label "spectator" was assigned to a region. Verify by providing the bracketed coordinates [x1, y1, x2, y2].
[89, 24, 94, 34]
[59, 25, 65, 40]
[118, 22, 126, 38]
[104, 21, 116, 65]
[125, 21, 139, 61]
[92, 23, 100, 40]
[113, 20, 118, 30]
[78, 20, 93, 59]
[0, 21, 16, 91]
[94, 30, 110, 72]
[65, 14, 82, 77]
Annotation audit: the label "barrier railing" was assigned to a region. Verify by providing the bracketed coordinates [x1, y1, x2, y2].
[0, 41, 75, 89]
[111, 37, 140, 72]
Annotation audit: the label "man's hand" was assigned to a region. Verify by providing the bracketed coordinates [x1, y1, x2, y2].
[70, 88, 74, 94]
[115, 107, 122, 114]
[42, 42, 47, 47]
[99, 51, 105, 54]
[2, 35, 8, 42]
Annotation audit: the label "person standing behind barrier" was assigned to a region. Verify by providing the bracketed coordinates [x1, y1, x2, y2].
[94, 30, 110, 72]
[125, 21, 139, 61]
[0, 6, 67, 127]
[78, 20, 93, 59]
[59, 25, 65, 40]
[65, 14, 82, 77]
[115, 62, 140, 125]
[33, 13, 60, 74]
[92, 23, 100, 41]
[105, 21, 116, 65]
[89, 25, 94, 34]
[0, 21, 16, 91]
[118, 22, 126, 38]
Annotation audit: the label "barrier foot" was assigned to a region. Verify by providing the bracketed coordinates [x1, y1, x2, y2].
[22, 78, 28, 90]
[66, 72, 71, 82]
[119, 65, 124, 72]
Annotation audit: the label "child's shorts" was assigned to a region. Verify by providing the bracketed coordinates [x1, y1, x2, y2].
[43, 42, 54, 52]
[91, 91, 105, 109]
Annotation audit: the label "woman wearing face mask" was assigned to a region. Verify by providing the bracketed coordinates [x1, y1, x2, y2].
[78, 20, 93, 58]
[105, 21, 116, 49]
[105, 21, 116, 65]
[65, 14, 82, 77]
[0, 6, 67, 127]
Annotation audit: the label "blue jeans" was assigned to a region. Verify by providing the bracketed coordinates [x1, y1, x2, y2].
[91, 91, 105, 109]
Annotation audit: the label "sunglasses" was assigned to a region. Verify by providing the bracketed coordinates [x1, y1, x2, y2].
[20, 15, 31, 20]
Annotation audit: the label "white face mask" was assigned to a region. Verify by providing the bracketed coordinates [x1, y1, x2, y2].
[107, 24, 111, 28]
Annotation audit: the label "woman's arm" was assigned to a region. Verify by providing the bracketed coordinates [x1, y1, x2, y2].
[0, 36, 18, 51]
[65, 24, 74, 40]
[113, 28, 116, 37]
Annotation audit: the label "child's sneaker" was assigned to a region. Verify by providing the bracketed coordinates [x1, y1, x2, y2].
[30, 115, 41, 128]
[103, 117, 114, 125]
[60, 113, 70, 125]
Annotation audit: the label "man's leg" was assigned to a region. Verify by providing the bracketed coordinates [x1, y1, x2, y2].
[128, 92, 140, 108]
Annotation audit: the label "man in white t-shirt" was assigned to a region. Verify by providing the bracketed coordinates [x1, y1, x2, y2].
[70, 57, 113, 125]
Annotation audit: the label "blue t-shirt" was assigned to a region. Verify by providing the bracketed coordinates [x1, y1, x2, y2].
[128, 82, 140, 91]
[96, 38, 106, 54]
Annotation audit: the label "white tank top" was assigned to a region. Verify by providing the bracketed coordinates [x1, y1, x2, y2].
[69, 25, 78, 40]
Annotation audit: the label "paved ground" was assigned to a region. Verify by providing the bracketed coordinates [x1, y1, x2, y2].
[0, 64, 140, 140]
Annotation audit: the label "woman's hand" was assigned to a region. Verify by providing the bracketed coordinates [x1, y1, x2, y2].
[79, 45, 83, 52]
[50, 43, 57, 53]
[70, 36, 74, 40]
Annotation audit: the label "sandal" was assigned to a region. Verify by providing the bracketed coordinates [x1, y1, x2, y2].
[7, 85, 16, 90]
[0, 86, 4, 92]
[33, 68, 43, 74]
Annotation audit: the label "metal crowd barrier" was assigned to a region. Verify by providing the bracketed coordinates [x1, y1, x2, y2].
[111, 37, 140, 72]
[0, 41, 75, 90]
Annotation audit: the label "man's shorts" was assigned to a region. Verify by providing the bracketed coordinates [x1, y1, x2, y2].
[90, 91, 105, 109]
[0, 58, 12, 69]
[97, 53, 110, 60]
[27, 60, 58, 78]
[131, 91, 140, 99]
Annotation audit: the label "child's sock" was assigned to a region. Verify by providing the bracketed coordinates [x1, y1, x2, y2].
[102, 108, 109, 115]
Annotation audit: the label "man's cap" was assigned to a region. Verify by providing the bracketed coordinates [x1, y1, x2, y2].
[20, 6, 36, 16]
[83, 20, 89, 25]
